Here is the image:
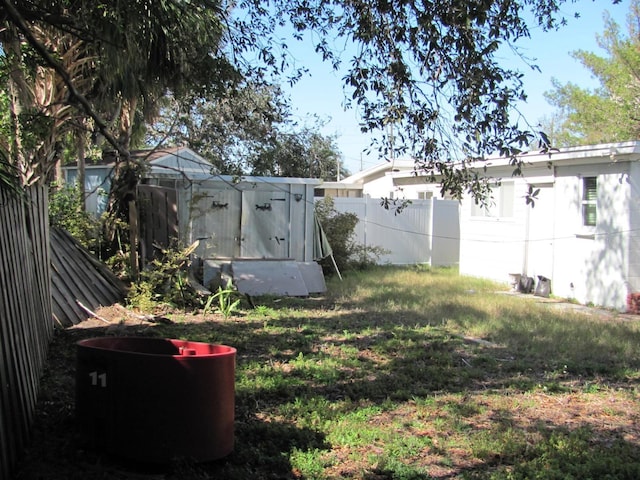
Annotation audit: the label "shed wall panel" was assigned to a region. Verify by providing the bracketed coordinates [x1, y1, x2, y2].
[178, 178, 318, 262]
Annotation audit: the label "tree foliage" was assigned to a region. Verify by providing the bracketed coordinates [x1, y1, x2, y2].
[250, 124, 348, 180]
[228, 0, 590, 199]
[543, 1, 640, 146]
[147, 83, 346, 179]
[0, 0, 623, 199]
[147, 83, 281, 175]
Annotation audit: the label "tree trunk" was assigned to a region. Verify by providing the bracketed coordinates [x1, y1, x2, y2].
[76, 119, 87, 212]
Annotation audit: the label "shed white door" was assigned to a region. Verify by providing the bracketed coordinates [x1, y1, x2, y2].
[241, 190, 290, 258]
[192, 187, 241, 258]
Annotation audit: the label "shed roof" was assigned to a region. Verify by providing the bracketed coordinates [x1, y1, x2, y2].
[69, 146, 323, 185]
[145, 147, 216, 179]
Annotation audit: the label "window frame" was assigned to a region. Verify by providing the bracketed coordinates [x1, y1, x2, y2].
[581, 176, 597, 228]
[470, 181, 515, 219]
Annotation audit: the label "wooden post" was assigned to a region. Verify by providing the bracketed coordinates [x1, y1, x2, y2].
[129, 200, 139, 279]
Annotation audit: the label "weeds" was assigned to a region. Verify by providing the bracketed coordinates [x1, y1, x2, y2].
[17, 266, 640, 480]
[126, 242, 200, 310]
[203, 280, 241, 318]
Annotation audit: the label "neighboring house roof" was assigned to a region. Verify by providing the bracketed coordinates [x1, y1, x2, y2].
[64, 146, 323, 188]
[64, 146, 215, 177]
[391, 141, 640, 186]
[320, 159, 415, 191]
[144, 146, 216, 180]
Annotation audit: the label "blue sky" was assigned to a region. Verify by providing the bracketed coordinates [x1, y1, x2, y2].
[283, 1, 631, 175]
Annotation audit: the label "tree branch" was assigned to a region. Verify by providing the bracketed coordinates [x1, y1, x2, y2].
[1, 0, 130, 161]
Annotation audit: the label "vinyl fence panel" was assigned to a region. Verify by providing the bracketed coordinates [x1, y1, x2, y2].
[331, 197, 459, 266]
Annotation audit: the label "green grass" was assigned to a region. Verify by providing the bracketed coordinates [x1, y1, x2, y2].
[25, 266, 640, 479]
[145, 266, 640, 479]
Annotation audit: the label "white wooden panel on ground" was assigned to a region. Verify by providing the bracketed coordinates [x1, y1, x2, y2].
[296, 262, 327, 293]
[232, 260, 310, 296]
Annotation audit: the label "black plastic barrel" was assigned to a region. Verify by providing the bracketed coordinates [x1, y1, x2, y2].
[76, 337, 236, 463]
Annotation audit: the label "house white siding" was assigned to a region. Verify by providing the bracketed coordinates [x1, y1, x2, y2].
[361, 174, 398, 199]
[459, 159, 635, 310]
[392, 141, 640, 311]
[552, 162, 631, 309]
[629, 160, 640, 296]
[459, 181, 530, 283]
[458, 164, 555, 285]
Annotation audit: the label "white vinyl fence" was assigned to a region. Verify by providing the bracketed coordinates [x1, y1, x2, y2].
[330, 197, 460, 266]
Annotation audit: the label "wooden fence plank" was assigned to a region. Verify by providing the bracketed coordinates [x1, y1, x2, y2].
[0, 189, 30, 476]
[51, 233, 106, 308]
[139, 185, 178, 261]
[49, 227, 126, 326]
[58, 229, 125, 294]
[0, 185, 53, 480]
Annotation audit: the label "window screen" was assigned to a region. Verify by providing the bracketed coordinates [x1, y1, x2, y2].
[582, 177, 597, 227]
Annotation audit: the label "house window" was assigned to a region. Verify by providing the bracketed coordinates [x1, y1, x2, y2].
[417, 191, 433, 200]
[582, 177, 597, 227]
[471, 181, 515, 218]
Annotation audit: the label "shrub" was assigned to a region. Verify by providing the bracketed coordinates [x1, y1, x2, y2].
[627, 293, 640, 314]
[49, 183, 103, 254]
[126, 242, 202, 311]
[315, 197, 386, 274]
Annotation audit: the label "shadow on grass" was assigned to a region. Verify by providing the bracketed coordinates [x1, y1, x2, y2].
[14, 327, 329, 480]
[14, 280, 640, 479]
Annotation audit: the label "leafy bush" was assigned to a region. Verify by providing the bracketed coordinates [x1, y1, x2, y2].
[127, 242, 243, 315]
[127, 242, 201, 311]
[315, 197, 386, 274]
[49, 183, 103, 253]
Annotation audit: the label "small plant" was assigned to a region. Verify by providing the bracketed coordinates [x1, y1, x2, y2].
[252, 305, 278, 317]
[127, 241, 200, 311]
[126, 281, 158, 313]
[203, 279, 241, 318]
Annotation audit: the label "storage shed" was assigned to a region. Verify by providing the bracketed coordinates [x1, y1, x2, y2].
[64, 147, 325, 295]
[139, 148, 324, 295]
[142, 169, 320, 261]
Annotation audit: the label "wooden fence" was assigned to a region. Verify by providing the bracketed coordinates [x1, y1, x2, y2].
[138, 184, 178, 261]
[0, 185, 53, 480]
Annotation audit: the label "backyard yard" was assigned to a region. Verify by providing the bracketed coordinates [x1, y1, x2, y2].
[14, 266, 640, 479]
